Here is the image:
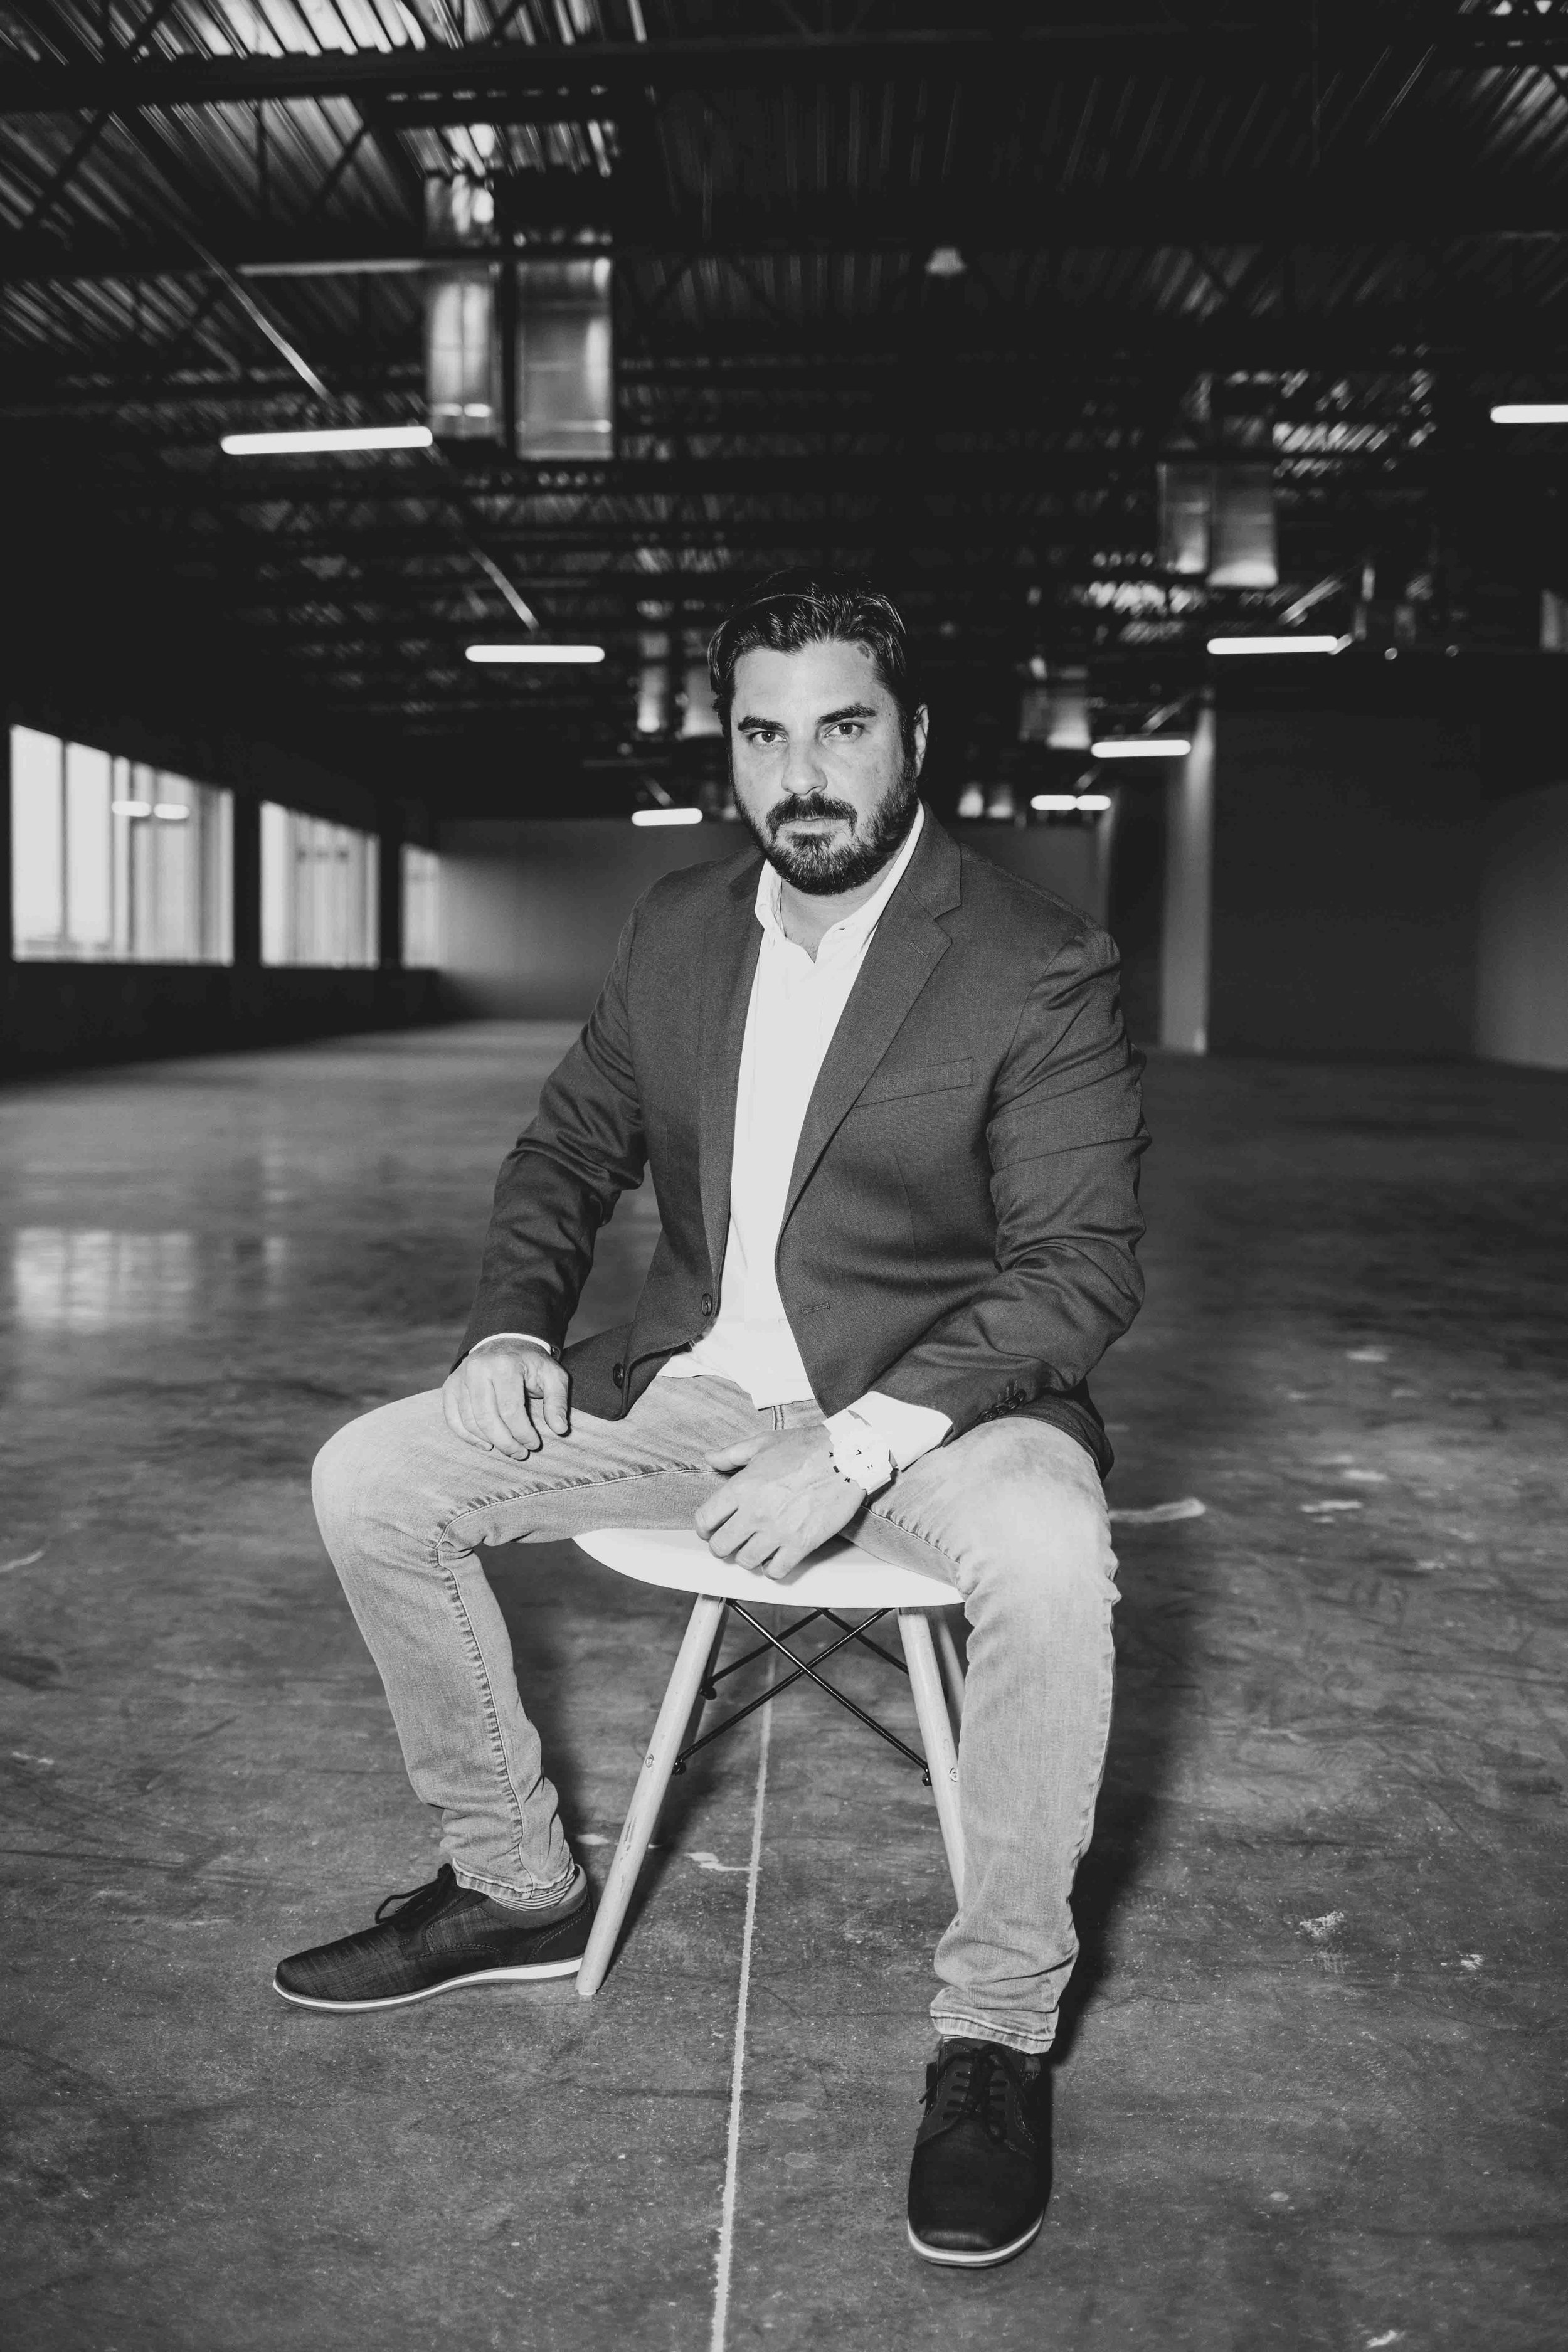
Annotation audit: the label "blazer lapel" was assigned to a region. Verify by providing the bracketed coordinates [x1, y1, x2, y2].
[780, 882, 951, 1232]
[697, 864, 763, 1287]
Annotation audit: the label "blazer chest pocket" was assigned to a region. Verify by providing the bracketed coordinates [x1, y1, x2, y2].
[856, 1056, 976, 1108]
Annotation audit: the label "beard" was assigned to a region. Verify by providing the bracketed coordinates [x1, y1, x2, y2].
[740, 759, 921, 896]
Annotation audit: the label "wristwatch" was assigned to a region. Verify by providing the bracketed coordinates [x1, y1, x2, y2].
[829, 1412, 896, 1498]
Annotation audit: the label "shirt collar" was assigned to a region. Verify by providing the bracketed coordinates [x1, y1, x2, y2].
[754, 800, 925, 955]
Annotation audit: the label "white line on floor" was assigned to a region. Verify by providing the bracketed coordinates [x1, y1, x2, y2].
[709, 1671, 774, 2352]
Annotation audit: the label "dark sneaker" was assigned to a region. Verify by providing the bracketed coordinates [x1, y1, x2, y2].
[906, 2039, 1051, 2268]
[273, 1865, 593, 2011]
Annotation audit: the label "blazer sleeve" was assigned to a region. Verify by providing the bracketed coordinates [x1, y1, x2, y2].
[457, 904, 647, 1359]
[870, 919, 1148, 1438]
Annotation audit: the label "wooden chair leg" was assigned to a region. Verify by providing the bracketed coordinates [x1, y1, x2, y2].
[576, 1593, 727, 1998]
[932, 1609, 967, 1730]
[898, 1611, 965, 1906]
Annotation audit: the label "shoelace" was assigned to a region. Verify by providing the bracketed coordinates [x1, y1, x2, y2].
[926, 2047, 1013, 2145]
[374, 1864, 455, 1925]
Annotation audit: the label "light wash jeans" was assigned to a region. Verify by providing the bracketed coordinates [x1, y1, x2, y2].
[311, 1373, 1119, 2055]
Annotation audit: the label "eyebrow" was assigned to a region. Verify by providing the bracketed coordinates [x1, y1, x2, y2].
[736, 702, 881, 730]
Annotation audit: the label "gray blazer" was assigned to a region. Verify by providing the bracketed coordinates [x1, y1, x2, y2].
[461, 807, 1148, 1478]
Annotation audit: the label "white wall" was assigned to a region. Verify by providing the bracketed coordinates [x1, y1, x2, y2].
[1473, 783, 1568, 1071]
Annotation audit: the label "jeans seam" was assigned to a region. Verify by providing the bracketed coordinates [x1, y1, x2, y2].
[435, 1557, 534, 1883]
[429, 1459, 712, 1893]
[435, 1457, 712, 1542]
[867, 1502, 967, 1580]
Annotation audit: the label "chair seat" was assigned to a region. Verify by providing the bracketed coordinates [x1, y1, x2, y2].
[573, 1525, 961, 1613]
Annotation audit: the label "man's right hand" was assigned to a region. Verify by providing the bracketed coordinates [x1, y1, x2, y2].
[442, 1339, 571, 1458]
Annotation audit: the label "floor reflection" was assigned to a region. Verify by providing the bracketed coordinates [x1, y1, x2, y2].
[9, 1226, 292, 1332]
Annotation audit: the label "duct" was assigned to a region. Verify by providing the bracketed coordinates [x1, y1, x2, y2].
[1158, 460, 1212, 576]
[514, 255, 615, 463]
[637, 629, 672, 734]
[1209, 460, 1278, 589]
[423, 178, 500, 442]
[425, 268, 501, 441]
[679, 647, 722, 739]
[1019, 665, 1091, 750]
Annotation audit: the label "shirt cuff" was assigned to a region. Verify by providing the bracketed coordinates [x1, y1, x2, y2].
[827, 1391, 951, 1475]
[467, 1332, 558, 1359]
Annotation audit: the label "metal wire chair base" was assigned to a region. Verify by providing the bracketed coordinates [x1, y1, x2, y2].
[671, 1602, 932, 1781]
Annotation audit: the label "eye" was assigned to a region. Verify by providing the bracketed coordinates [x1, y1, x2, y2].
[743, 725, 782, 746]
[824, 721, 865, 740]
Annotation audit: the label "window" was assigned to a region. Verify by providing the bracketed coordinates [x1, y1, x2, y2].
[260, 803, 379, 968]
[10, 726, 233, 964]
[401, 845, 442, 968]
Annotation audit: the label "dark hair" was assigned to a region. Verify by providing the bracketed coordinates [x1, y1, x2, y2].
[707, 569, 922, 748]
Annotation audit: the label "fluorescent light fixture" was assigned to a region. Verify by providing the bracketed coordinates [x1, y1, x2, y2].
[1091, 737, 1192, 760]
[1030, 793, 1111, 815]
[152, 803, 191, 821]
[1207, 634, 1349, 656]
[632, 807, 703, 827]
[465, 643, 606, 664]
[111, 798, 152, 818]
[220, 425, 433, 455]
[1491, 403, 1568, 424]
[1076, 794, 1112, 813]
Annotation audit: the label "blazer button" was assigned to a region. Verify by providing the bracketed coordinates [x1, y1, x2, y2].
[700, 1293, 714, 1316]
[612, 1362, 625, 1389]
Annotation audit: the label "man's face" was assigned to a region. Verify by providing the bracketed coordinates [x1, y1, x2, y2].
[728, 637, 928, 896]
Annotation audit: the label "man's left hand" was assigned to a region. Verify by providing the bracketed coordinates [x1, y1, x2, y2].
[694, 1425, 864, 1579]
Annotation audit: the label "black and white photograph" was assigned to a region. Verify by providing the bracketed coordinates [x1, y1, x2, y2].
[2, 6, 1565, 2348]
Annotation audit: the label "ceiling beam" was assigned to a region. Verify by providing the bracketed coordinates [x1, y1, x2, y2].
[3, 17, 1559, 124]
[14, 181, 1568, 287]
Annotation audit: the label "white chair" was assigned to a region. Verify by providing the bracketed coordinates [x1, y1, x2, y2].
[570, 1527, 968, 1998]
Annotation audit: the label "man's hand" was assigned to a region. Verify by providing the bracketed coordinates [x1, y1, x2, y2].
[443, 1340, 571, 1459]
[694, 1424, 864, 1579]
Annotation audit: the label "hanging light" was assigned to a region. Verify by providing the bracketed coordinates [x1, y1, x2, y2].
[924, 245, 968, 280]
[465, 644, 606, 664]
[222, 426, 433, 455]
[1492, 403, 1568, 423]
[1207, 635, 1348, 655]
[1091, 738, 1192, 760]
[632, 807, 703, 827]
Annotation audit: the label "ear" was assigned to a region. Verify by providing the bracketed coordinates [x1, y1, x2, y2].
[910, 704, 930, 778]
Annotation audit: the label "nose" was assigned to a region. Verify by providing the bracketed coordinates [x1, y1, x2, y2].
[780, 729, 829, 801]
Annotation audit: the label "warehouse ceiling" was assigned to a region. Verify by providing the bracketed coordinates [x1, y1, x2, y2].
[8, 2, 1568, 808]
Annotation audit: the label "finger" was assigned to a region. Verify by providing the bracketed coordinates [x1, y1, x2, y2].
[704, 1437, 766, 1471]
[734, 1532, 782, 1575]
[471, 1367, 540, 1457]
[528, 1358, 572, 1438]
[446, 1375, 494, 1453]
[694, 1487, 739, 1540]
[702, 1510, 752, 1559]
[442, 1375, 478, 1447]
[485, 1362, 543, 1452]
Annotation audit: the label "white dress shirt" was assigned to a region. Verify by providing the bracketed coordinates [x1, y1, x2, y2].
[473, 807, 951, 1476]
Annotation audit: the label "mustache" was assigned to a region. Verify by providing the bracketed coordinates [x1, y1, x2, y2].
[766, 795, 857, 833]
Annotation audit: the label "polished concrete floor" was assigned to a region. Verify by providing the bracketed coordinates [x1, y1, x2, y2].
[2, 1024, 1565, 2350]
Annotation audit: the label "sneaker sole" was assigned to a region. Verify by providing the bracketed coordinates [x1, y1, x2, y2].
[906, 2211, 1044, 2269]
[272, 1956, 583, 2011]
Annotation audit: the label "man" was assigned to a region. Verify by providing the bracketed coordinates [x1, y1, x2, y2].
[284, 573, 1147, 2270]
